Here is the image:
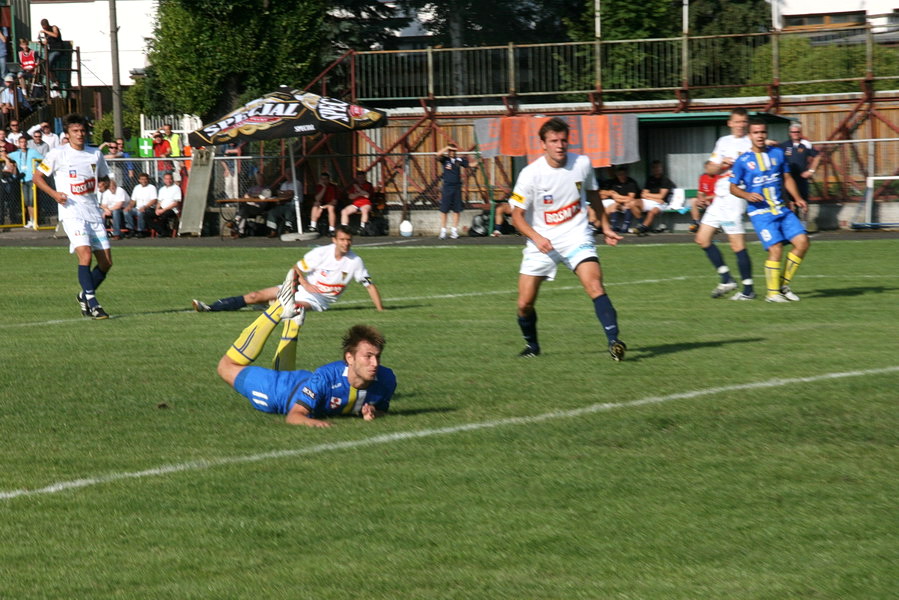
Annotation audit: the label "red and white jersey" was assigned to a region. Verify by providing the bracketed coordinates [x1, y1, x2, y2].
[36, 145, 108, 223]
[296, 243, 372, 304]
[509, 153, 597, 243]
[708, 134, 752, 198]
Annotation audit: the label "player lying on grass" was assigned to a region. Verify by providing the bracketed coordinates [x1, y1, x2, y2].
[192, 226, 384, 314]
[216, 270, 396, 428]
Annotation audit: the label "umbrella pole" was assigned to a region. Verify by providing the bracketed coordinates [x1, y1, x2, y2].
[280, 143, 318, 242]
[291, 144, 303, 232]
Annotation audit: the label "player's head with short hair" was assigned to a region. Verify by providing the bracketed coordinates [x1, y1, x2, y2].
[62, 114, 88, 133]
[727, 108, 750, 137]
[538, 117, 569, 141]
[342, 324, 386, 357]
[333, 224, 354, 238]
[748, 117, 767, 129]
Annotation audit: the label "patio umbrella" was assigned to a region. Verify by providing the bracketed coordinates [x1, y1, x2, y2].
[188, 87, 387, 240]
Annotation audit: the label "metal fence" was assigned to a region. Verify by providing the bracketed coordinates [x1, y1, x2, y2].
[355, 25, 899, 103]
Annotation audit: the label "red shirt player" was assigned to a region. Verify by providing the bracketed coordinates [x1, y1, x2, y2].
[691, 161, 722, 232]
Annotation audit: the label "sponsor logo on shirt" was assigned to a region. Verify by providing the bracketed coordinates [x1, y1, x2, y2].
[544, 199, 581, 225]
[70, 178, 96, 195]
[69, 169, 78, 178]
[542, 194, 553, 205]
[302, 386, 316, 400]
[752, 174, 781, 186]
[329, 397, 342, 410]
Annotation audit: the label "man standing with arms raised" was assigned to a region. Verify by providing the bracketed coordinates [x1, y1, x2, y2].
[34, 114, 113, 319]
[510, 117, 627, 361]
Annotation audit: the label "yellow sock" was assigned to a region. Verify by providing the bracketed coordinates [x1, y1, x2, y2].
[782, 252, 803, 287]
[272, 319, 301, 370]
[765, 260, 782, 297]
[225, 303, 284, 365]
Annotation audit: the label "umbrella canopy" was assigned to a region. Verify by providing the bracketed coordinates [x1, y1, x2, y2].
[187, 89, 387, 147]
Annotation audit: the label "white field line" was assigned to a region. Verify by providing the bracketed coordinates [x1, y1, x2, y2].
[2, 365, 897, 501]
[2, 272, 896, 329]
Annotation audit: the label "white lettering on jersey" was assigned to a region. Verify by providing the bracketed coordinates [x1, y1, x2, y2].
[544, 200, 581, 225]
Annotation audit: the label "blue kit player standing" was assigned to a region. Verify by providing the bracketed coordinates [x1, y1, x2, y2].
[510, 117, 627, 361]
[33, 114, 113, 319]
[436, 143, 470, 239]
[729, 119, 811, 303]
[216, 271, 396, 427]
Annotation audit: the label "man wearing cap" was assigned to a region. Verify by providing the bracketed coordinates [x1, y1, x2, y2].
[0, 74, 26, 126]
[152, 130, 173, 180]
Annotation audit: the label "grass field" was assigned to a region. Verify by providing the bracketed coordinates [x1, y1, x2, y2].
[1, 237, 897, 599]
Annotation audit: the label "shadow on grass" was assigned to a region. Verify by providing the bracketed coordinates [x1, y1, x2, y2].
[627, 337, 765, 361]
[803, 286, 898, 298]
[387, 406, 457, 417]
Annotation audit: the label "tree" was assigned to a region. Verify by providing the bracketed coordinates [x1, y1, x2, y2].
[399, 0, 584, 47]
[148, 0, 324, 121]
[323, 0, 411, 56]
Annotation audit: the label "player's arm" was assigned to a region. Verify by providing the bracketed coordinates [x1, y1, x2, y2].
[33, 168, 67, 205]
[588, 189, 622, 247]
[510, 204, 553, 254]
[361, 403, 386, 421]
[784, 171, 806, 211]
[285, 402, 330, 428]
[364, 281, 385, 312]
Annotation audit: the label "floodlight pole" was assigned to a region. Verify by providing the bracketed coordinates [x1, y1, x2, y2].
[108, 0, 123, 138]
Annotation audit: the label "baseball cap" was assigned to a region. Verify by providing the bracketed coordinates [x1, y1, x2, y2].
[3, 74, 13, 82]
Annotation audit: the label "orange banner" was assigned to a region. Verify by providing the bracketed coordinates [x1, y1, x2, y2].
[579, 115, 611, 168]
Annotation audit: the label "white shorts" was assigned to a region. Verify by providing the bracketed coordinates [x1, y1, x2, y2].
[639, 198, 666, 212]
[63, 219, 110, 253]
[519, 232, 598, 281]
[700, 195, 746, 235]
[294, 286, 335, 312]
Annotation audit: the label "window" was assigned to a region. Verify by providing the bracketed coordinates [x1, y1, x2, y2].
[784, 11, 865, 30]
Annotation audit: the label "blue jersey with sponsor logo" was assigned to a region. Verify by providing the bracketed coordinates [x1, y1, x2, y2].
[235, 361, 396, 418]
[294, 360, 396, 417]
[729, 146, 792, 216]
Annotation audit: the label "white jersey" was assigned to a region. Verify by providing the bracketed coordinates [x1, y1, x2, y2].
[509, 153, 597, 244]
[99, 186, 129, 209]
[157, 183, 182, 212]
[708, 134, 752, 198]
[131, 183, 157, 209]
[296, 243, 372, 304]
[36, 144, 109, 223]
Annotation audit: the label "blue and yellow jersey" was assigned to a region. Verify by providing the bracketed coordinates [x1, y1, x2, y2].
[292, 361, 396, 418]
[729, 146, 792, 216]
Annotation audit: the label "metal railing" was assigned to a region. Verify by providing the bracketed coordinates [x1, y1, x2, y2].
[354, 25, 899, 103]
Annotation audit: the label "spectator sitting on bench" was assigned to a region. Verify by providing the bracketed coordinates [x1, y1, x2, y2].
[631, 160, 675, 236]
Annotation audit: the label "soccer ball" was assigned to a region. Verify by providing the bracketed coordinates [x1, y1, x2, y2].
[399, 220, 413, 237]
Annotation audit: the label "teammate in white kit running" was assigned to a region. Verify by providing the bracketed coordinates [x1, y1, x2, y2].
[694, 107, 756, 301]
[509, 117, 627, 361]
[33, 114, 113, 319]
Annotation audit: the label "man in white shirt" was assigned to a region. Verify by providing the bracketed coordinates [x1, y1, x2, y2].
[694, 107, 756, 301]
[98, 176, 134, 239]
[151, 171, 181, 237]
[130, 171, 157, 237]
[33, 114, 112, 319]
[28, 121, 60, 149]
[192, 226, 384, 315]
[509, 117, 626, 361]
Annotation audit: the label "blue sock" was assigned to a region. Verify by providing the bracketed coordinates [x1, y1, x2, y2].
[91, 266, 107, 290]
[735, 249, 754, 294]
[517, 311, 539, 351]
[593, 294, 619, 343]
[703, 244, 733, 283]
[621, 212, 633, 230]
[210, 295, 248, 312]
[78, 265, 99, 309]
